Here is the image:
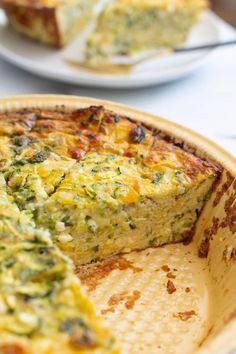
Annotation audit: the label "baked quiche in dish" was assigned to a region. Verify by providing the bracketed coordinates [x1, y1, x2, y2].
[0, 105, 219, 353]
[0, 0, 208, 64]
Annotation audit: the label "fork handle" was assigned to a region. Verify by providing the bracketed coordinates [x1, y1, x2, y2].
[174, 39, 236, 52]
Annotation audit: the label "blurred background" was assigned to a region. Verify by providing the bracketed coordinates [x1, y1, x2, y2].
[212, 0, 236, 27]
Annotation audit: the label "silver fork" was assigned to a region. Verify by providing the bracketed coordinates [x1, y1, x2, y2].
[111, 39, 236, 66]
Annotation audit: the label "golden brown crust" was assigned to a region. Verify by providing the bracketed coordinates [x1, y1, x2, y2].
[213, 172, 235, 207]
[173, 310, 197, 321]
[77, 255, 142, 292]
[0, 106, 219, 184]
[198, 175, 236, 259]
[101, 290, 141, 314]
[0, 1, 62, 47]
[0, 0, 55, 8]
[198, 216, 220, 258]
[0, 344, 26, 354]
[166, 280, 176, 294]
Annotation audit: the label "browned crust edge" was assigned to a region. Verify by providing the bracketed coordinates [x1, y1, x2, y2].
[0, 1, 62, 47]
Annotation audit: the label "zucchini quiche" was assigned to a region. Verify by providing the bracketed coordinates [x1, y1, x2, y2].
[85, 0, 208, 66]
[0, 105, 218, 353]
[0, 0, 98, 47]
[0, 0, 208, 64]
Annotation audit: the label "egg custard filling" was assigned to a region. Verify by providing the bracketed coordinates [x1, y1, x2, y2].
[84, 0, 208, 65]
[0, 106, 219, 353]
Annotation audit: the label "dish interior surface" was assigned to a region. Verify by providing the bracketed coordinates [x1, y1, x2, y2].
[78, 243, 211, 354]
[0, 96, 235, 354]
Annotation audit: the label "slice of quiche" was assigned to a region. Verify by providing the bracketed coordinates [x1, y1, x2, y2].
[37, 151, 216, 266]
[0, 176, 116, 353]
[0, 241, 117, 353]
[0, 0, 98, 47]
[85, 0, 208, 65]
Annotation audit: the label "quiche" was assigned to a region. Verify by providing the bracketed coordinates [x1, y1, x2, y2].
[0, 105, 218, 353]
[85, 0, 208, 65]
[0, 0, 208, 64]
[0, 0, 98, 47]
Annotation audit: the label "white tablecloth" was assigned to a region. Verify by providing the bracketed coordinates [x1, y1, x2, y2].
[0, 15, 235, 156]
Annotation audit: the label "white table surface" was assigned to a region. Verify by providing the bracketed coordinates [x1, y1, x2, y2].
[0, 14, 235, 156]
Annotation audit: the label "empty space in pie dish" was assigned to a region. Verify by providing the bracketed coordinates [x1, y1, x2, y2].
[78, 242, 212, 354]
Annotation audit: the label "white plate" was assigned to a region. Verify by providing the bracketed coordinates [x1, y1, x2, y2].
[0, 10, 220, 88]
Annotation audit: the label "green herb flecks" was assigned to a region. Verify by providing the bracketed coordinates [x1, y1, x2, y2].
[152, 172, 164, 184]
